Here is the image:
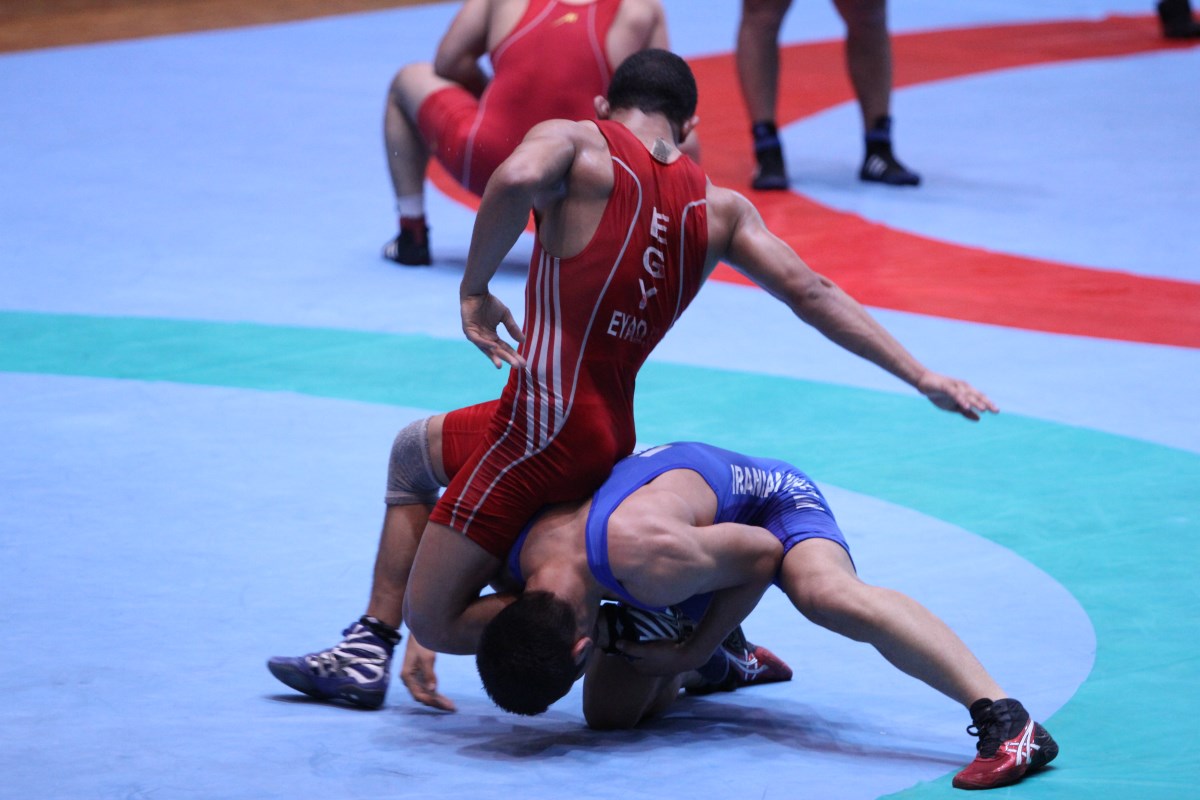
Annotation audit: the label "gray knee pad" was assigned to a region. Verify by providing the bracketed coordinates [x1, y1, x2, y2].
[384, 417, 443, 506]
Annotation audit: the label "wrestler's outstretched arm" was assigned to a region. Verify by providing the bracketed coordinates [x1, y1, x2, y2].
[705, 185, 998, 421]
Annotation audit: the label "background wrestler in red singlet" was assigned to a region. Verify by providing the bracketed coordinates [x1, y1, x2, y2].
[382, 0, 670, 265]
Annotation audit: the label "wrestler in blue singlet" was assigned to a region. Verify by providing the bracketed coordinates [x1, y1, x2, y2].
[507, 442, 853, 612]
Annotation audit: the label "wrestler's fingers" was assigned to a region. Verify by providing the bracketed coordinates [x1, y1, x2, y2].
[971, 390, 1000, 415]
[502, 311, 526, 345]
[948, 383, 998, 420]
[490, 341, 525, 370]
[463, 329, 507, 369]
[401, 671, 457, 712]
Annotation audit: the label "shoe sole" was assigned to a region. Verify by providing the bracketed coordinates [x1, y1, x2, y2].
[267, 660, 386, 710]
[860, 173, 921, 187]
[382, 253, 432, 267]
[751, 177, 789, 191]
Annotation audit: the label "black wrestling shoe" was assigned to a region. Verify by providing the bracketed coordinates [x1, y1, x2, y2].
[860, 116, 921, 187]
[1158, 0, 1200, 37]
[750, 121, 789, 191]
[382, 217, 431, 266]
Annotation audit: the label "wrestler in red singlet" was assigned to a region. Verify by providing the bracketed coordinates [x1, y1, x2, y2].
[430, 119, 710, 557]
[418, 0, 622, 195]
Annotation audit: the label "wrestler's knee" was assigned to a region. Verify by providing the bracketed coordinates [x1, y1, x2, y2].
[390, 62, 437, 105]
[741, 0, 792, 30]
[385, 417, 443, 507]
[832, 0, 887, 33]
[784, 560, 870, 631]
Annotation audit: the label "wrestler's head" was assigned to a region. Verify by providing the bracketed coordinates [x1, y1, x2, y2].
[602, 48, 698, 141]
[476, 590, 589, 715]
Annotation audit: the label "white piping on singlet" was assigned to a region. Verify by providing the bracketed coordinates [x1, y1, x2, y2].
[450, 154, 644, 534]
[674, 198, 706, 325]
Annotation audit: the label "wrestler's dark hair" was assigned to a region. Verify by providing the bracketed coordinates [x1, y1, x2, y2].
[606, 48, 698, 130]
[476, 590, 580, 716]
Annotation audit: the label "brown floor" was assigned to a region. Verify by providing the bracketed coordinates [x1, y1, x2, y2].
[0, 0, 435, 53]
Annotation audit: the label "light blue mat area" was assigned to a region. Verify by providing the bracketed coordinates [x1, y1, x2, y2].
[790, 47, 1200, 281]
[1, 0, 1197, 797]
[0, 366, 1096, 800]
[2, 313, 1196, 798]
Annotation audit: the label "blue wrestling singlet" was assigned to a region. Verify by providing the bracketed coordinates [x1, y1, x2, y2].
[505, 442, 852, 610]
[584, 442, 853, 610]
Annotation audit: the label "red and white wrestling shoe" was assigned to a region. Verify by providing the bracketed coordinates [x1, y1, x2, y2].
[953, 698, 1058, 790]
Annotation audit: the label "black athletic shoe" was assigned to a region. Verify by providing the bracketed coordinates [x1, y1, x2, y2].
[953, 698, 1059, 790]
[860, 116, 921, 187]
[750, 121, 790, 191]
[383, 218, 431, 266]
[860, 143, 921, 186]
[1158, 0, 1200, 37]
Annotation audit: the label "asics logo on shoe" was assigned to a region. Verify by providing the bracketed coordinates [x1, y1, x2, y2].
[1003, 721, 1040, 766]
[727, 650, 769, 681]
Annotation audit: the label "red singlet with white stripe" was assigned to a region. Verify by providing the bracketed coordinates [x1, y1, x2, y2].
[430, 120, 710, 557]
[419, 0, 621, 195]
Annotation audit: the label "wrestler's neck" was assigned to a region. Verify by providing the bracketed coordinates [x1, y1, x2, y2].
[609, 108, 682, 163]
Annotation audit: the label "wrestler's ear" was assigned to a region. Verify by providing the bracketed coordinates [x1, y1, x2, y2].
[594, 95, 612, 119]
[680, 114, 700, 140]
[571, 636, 594, 680]
[572, 636, 593, 662]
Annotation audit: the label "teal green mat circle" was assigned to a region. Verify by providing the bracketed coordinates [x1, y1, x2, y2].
[3, 311, 1197, 798]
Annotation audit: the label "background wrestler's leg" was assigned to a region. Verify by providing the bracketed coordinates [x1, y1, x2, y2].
[736, 0, 794, 188]
[831, 0, 892, 130]
[384, 62, 449, 200]
[383, 62, 458, 264]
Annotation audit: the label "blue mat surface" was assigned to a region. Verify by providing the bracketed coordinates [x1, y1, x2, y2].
[1, 2, 1197, 798]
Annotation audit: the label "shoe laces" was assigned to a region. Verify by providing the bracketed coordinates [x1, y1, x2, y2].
[966, 700, 1023, 757]
[304, 626, 390, 678]
[966, 716, 1004, 758]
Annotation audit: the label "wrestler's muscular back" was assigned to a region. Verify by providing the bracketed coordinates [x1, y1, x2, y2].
[536, 121, 732, 279]
[477, 0, 667, 65]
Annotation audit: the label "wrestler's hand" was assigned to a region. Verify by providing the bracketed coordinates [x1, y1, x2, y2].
[461, 292, 526, 370]
[613, 638, 704, 677]
[400, 636, 456, 712]
[917, 371, 999, 421]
